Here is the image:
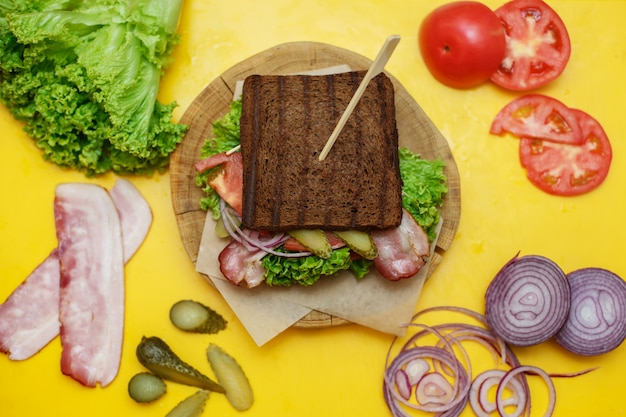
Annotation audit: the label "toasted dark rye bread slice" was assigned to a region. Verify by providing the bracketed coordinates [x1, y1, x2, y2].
[239, 70, 402, 232]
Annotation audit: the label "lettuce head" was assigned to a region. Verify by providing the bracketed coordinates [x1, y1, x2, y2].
[0, 0, 187, 175]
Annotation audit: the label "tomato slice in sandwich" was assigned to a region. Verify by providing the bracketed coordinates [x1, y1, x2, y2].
[519, 109, 612, 196]
[492, 0, 571, 91]
[490, 94, 583, 145]
[195, 151, 243, 215]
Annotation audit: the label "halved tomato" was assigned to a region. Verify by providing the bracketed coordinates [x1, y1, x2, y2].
[519, 109, 612, 196]
[492, 0, 571, 91]
[490, 94, 583, 145]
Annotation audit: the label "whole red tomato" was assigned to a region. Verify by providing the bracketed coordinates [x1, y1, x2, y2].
[419, 1, 506, 89]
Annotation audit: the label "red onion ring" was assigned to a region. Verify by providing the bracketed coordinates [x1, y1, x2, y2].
[394, 368, 412, 400]
[469, 369, 527, 417]
[384, 345, 470, 417]
[497, 366, 556, 417]
[384, 321, 473, 417]
[555, 267, 626, 356]
[485, 254, 571, 346]
[412, 306, 521, 369]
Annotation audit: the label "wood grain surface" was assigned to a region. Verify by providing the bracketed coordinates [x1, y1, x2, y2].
[169, 41, 461, 328]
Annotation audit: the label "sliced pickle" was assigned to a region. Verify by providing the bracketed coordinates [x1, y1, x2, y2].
[333, 230, 378, 260]
[215, 216, 240, 239]
[165, 390, 209, 417]
[206, 344, 254, 411]
[169, 300, 227, 334]
[214, 217, 230, 238]
[287, 229, 332, 259]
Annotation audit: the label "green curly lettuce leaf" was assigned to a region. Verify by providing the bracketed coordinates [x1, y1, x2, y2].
[349, 258, 375, 279]
[262, 247, 356, 287]
[0, 0, 187, 175]
[398, 147, 447, 242]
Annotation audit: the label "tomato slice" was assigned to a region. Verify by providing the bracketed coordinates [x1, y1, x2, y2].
[492, 0, 571, 91]
[491, 94, 583, 144]
[195, 151, 243, 215]
[519, 109, 612, 196]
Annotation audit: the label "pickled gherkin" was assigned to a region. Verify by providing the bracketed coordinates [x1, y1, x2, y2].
[136, 336, 225, 393]
[169, 300, 227, 334]
[128, 372, 166, 403]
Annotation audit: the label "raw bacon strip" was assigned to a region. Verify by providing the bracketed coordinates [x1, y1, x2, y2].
[55, 183, 125, 387]
[0, 251, 61, 360]
[371, 209, 430, 281]
[0, 180, 152, 362]
[109, 179, 153, 262]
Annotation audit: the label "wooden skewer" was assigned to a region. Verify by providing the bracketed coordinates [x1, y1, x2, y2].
[318, 35, 401, 161]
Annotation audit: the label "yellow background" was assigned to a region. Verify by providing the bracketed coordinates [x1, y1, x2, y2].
[1, 0, 625, 415]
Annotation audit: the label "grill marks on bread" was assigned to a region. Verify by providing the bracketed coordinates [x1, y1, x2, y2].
[240, 71, 402, 232]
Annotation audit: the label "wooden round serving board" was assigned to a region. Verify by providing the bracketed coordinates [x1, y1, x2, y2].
[170, 41, 461, 329]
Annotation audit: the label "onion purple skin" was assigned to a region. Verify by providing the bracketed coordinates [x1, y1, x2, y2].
[485, 254, 571, 347]
[555, 267, 626, 356]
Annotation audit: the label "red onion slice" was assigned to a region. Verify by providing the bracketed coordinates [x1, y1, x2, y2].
[555, 267, 626, 356]
[485, 254, 571, 346]
[220, 199, 306, 257]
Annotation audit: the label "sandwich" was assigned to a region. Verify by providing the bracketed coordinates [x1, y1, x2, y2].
[195, 70, 447, 287]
